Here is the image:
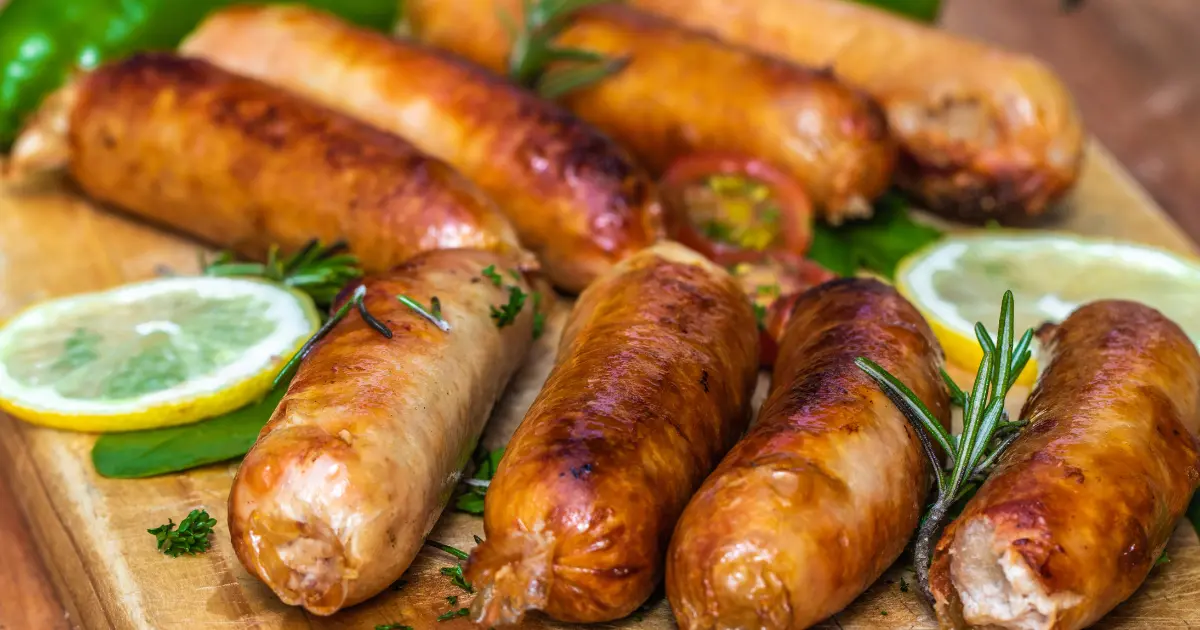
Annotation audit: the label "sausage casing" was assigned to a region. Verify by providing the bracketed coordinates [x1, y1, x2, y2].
[464, 242, 760, 625]
[407, 1, 895, 221]
[627, 0, 1085, 222]
[666, 278, 949, 629]
[66, 53, 520, 272]
[930, 301, 1200, 630]
[181, 5, 664, 293]
[229, 249, 534, 614]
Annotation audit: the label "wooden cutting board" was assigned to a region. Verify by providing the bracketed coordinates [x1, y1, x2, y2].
[2, 141, 1199, 630]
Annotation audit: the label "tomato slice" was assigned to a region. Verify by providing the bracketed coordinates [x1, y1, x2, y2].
[661, 153, 813, 265]
[728, 251, 838, 367]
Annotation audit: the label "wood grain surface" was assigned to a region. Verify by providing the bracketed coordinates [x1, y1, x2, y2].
[2, 0, 1200, 628]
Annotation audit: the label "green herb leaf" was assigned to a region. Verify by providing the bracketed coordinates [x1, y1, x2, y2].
[437, 608, 470, 622]
[447, 595, 459, 606]
[147, 509, 217, 557]
[808, 193, 942, 279]
[92, 384, 287, 478]
[899, 576, 910, 593]
[752, 303, 768, 331]
[1187, 494, 1200, 537]
[490, 286, 528, 328]
[504, 0, 627, 98]
[532, 291, 547, 340]
[454, 447, 505, 515]
[202, 240, 362, 308]
[273, 284, 391, 389]
[397, 294, 451, 332]
[536, 56, 629, 100]
[1155, 551, 1171, 567]
[851, 0, 941, 22]
[481, 265, 503, 287]
[376, 625, 413, 630]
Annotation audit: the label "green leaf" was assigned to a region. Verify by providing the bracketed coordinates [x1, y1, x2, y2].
[851, 0, 941, 22]
[147, 508, 217, 557]
[92, 385, 287, 478]
[1187, 493, 1200, 537]
[807, 193, 943, 279]
[537, 57, 629, 100]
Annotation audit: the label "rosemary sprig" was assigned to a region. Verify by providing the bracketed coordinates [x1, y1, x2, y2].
[397, 295, 451, 332]
[426, 539, 475, 593]
[202, 240, 362, 308]
[273, 285, 392, 388]
[501, 0, 627, 98]
[855, 290, 1033, 605]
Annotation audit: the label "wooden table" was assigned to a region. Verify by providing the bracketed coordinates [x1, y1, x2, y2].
[2, 0, 1197, 627]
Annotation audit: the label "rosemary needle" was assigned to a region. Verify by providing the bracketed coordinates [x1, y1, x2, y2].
[855, 290, 1034, 605]
[272, 285, 392, 388]
[501, 0, 627, 98]
[202, 239, 362, 308]
[397, 295, 451, 332]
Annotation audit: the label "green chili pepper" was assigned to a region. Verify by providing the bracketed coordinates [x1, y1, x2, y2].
[0, 0, 397, 149]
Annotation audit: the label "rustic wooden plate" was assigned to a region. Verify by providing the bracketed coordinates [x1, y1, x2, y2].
[2, 142, 1197, 629]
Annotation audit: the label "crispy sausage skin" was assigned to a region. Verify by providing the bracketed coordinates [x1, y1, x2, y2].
[666, 278, 949, 630]
[58, 53, 521, 271]
[407, 1, 895, 222]
[229, 249, 534, 615]
[182, 6, 664, 293]
[464, 242, 759, 625]
[930, 301, 1200, 630]
[628, 0, 1085, 222]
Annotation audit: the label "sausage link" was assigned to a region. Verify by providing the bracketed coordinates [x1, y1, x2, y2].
[627, 0, 1085, 222]
[464, 241, 759, 625]
[407, 1, 895, 222]
[229, 249, 535, 615]
[930, 301, 1200, 630]
[181, 6, 665, 293]
[64, 53, 521, 272]
[665, 278, 949, 629]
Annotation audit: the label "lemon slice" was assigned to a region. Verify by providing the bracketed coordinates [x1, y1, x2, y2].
[896, 232, 1200, 384]
[0, 277, 319, 432]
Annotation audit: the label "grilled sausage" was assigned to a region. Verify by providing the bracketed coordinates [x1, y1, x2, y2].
[464, 241, 759, 625]
[181, 5, 665, 293]
[628, 0, 1085, 222]
[407, 1, 895, 222]
[929, 301, 1200, 630]
[229, 248, 535, 615]
[10, 53, 521, 272]
[665, 278, 949, 630]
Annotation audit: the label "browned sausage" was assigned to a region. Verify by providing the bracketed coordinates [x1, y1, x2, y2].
[11, 53, 521, 272]
[181, 5, 665, 292]
[930, 300, 1200, 629]
[407, 1, 895, 222]
[627, 0, 1086, 222]
[230, 248, 535, 615]
[464, 241, 760, 625]
[665, 278, 949, 629]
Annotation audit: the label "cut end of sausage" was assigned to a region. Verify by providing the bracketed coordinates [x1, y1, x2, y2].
[6, 81, 78, 184]
[465, 527, 555, 627]
[239, 510, 352, 616]
[948, 517, 1081, 630]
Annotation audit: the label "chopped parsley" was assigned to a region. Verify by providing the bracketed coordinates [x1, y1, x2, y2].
[490, 286, 527, 328]
[481, 265, 503, 287]
[437, 608, 470, 622]
[147, 509, 217, 557]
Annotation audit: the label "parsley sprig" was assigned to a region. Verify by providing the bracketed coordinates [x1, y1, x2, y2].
[148, 509, 217, 557]
[202, 240, 361, 308]
[855, 290, 1032, 604]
